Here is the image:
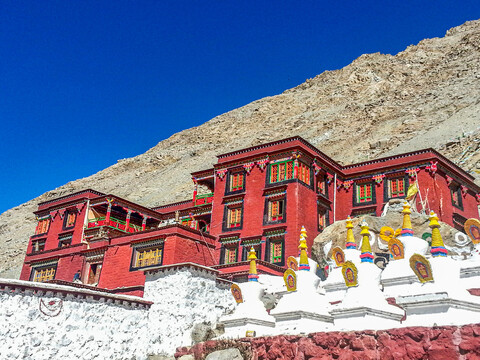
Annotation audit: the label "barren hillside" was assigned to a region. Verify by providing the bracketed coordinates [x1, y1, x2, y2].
[1, 19, 480, 278]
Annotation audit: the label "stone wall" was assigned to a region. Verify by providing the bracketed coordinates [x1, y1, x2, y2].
[0, 265, 235, 359]
[175, 324, 480, 360]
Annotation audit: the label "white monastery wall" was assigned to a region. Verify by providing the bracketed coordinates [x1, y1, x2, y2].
[0, 265, 235, 360]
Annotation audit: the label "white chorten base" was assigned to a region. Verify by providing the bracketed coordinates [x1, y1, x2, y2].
[221, 317, 276, 338]
[396, 292, 480, 327]
[272, 310, 334, 334]
[330, 307, 403, 331]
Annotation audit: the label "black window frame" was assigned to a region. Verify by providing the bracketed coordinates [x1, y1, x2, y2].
[219, 243, 239, 265]
[241, 243, 262, 261]
[264, 236, 285, 267]
[129, 241, 165, 271]
[353, 181, 376, 207]
[317, 204, 330, 232]
[263, 196, 287, 225]
[383, 175, 409, 202]
[225, 168, 246, 196]
[450, 184, 464, 211]
[222, 203, 244, 232]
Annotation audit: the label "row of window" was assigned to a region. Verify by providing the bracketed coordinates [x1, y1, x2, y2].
[221, 238, 285, 266]
[223, 198, 329, 232]
[34, 211, 77, 236]
[226, 160, 313, 195]
[32, 243, 164, 283]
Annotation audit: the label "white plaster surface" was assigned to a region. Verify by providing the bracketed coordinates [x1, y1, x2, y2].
[0, 267, 235, 359]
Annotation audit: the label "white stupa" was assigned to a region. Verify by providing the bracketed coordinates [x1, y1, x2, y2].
[322, 216, 362, 303]
[381, 202, 429, 298]
[270, 227, 333, 334]
[395, 212, 480, 327]
[220, 247, 275, 338]
[330, 221, 404, 330]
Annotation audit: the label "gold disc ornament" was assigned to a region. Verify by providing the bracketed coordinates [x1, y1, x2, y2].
[464, 218, 480, 245]
[409, 254, 434, 283]
[231, 284, 243, 303]
[331, 247, 346, 267]
[283, 269, 297, 292]
[341, 261, 358, 287]
[287, 256, 298, 271]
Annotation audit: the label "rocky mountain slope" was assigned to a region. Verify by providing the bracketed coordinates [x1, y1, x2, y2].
[1, 19, 480, 278]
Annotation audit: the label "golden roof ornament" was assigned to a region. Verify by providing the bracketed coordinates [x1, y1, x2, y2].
[345, 216, 356, 249]
[401, 201, 414, 237]
[429, 211, 447, 257]
[298, 226, 310, 271]
[360, 220, 374, 263]
[248, 247, 259, 282]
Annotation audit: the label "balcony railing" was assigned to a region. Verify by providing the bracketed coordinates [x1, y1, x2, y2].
[87, 216, 143, 233]
[194, 193, 214, 207]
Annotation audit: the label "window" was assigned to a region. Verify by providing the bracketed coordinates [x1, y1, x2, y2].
[269, 161, 294, 184]
[224, 247, 237, 264]
[317, 175, 327, 196]
[451, 186, 463, 210]
[241, 244, 261, 261]
[132, 245, 163, 269]
[386, 177, 407, 199]
[226, 207, 242, 229]
[265, 198, 286, 224]
[318, 206, 329, 231]
[227, 171, 245, 193]
[354, 183, 375, 206]
[181, 218, 198, 230]
[58, 234, 72, 248]
[86, 263, 103, 285]
[32, 267, 56, 282]
[265, 237, 285, 266]
[297, 162, 311, 185]
[31, 239, 45, 253]
[64, 211, 76, 228]
[35, 218, 50, 235]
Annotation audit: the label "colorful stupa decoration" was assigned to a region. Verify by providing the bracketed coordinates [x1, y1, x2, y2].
[429, 212, 448, 257]
[401, 201, 414, 237]
[283, 269, 297, 292]
[388, 238, 405, 260]
[298, 226, 310, 271]
[231, 284, 244, 303]
[332, 247, 346, 267]
[247, 247, 259, 282]
[287, 256, 298, 271]
[379, 226, 395, 242]
[341, 261, 358, 287]
[359, 221, 374, 263]
[345, 216, 356, 249]
[464, 218, 480, 245]
[409, 254, 434, 283]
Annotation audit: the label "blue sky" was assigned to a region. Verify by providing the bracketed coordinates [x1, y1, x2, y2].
[1, 1, 479, 213]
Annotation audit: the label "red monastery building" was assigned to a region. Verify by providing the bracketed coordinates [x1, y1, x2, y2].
[20, 137, 480, 297]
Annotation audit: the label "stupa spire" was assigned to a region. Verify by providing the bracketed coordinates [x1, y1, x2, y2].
[429, 211, 447, 257]
[360, 221, 374, 263]
[345, 216, 356, 249]
[248, 247, 259, 281]
[298, 226, 310, 271]
[401, 201, 414, 237]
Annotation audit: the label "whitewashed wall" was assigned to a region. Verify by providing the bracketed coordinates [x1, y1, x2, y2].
[0, 266, 235, 360]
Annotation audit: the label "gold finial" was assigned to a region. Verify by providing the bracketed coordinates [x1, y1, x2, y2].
[360, 220, 374, 263]
[346, 216, 356, 249]
[248, 247, 259, 281]
[299, 226, 310, 271]
[401, 201, 414, 236]
[429, 211, 447, 257]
